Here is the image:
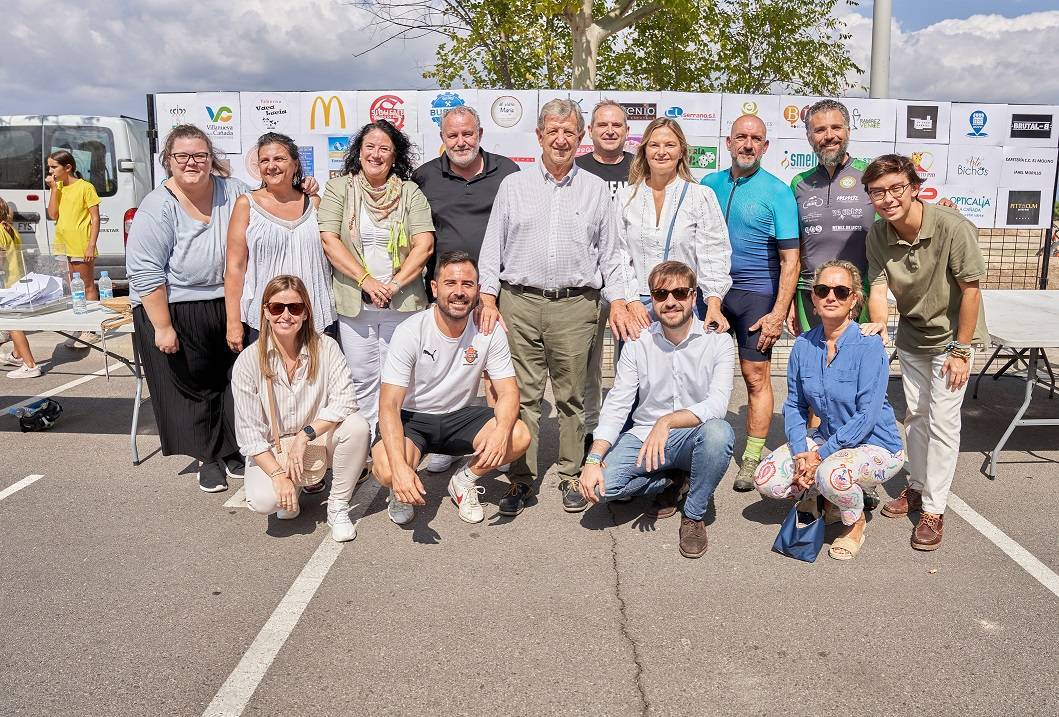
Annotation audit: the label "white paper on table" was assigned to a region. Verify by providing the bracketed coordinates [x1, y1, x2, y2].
[0, 273, 64, 308]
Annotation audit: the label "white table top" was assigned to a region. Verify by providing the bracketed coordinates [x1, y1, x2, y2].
[982, 290, 1059, 349]
[0, 302, 134, 334]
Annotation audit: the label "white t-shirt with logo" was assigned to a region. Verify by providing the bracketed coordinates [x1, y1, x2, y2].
[381, 306, 516, 414]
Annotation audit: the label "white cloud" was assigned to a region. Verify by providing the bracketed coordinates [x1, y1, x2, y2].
[0, 0, 441, 118]
[839, 9, 1059, 103]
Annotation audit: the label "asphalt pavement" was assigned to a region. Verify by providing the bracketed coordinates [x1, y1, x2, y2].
[0, 332, 1057, 716]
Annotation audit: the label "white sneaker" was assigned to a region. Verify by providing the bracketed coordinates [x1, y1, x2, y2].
[426, 453, 456, 472]
[387, 490, 414, 525]
[0, 350, 24, 367]
[327, 499, 357, 542]
[62, 336, 87, 349]
[448, 470, 485, 523]
[8, 365, 41, 379]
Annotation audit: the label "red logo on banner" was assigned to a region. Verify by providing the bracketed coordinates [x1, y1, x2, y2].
[370, 95, 406, 129]
[919, 186, 938, 200]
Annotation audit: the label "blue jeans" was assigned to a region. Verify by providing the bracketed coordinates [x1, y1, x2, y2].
[602, 419, 735, 520]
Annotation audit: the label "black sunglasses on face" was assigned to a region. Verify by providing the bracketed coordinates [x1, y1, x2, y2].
[812, 284, 853, 300]
[266, 301, 306, 317]
[650, 286, 694, 302]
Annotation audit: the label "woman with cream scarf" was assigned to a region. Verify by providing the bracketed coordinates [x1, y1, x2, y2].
[319, 120, 435, 433]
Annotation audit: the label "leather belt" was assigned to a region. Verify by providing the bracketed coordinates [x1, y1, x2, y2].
[501, 281, 598, 300]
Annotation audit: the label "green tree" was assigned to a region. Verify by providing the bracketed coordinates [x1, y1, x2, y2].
[357, 0, 862, 94]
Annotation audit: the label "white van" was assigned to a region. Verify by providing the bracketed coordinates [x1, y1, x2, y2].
[0, 115, 151, 283]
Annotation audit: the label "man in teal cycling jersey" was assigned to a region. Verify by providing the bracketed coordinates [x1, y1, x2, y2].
[789, 99, 875, 334]
[702, 115, 800, 491]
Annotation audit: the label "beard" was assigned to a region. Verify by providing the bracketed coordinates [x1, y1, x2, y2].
[437, 293, 475, 320]
[733, 153, 760, 171]
[814, 138, 849, 169]
[447, 147, 479, 169]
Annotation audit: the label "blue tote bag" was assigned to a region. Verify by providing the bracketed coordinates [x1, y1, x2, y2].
[772, 495, 825, 563]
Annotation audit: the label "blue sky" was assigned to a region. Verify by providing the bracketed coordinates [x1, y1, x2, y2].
[853, 0, 1059, 30]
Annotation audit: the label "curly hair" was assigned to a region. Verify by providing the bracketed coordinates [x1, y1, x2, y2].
[341, 120, 417, 180]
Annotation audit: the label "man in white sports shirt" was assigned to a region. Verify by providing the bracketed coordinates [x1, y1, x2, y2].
[372, 250, 531, 525]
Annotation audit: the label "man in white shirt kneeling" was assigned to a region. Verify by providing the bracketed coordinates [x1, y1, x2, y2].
[373, 251, 530, 525]
[579, 261, 736, 558]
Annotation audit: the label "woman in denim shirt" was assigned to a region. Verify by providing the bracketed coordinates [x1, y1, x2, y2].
[754, 259, 904, 560]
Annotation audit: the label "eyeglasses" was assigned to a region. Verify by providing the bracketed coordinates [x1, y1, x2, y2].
[649, 287, 694, 302]
[265, 301, 306, 317]
[812, 284, 853, 300]
[867, 182, 911, 202]
[171, 152, 211, 165]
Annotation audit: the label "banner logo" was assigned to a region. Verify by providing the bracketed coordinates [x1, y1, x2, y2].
[310, 95, 347, 131]
[206, 106, 233, 123]
[906, 105, 938, 140]
[1010, 113, 1053, 139]
[910, 150, 934, 173]
[369, 95, 406, 129]
[665, 106, 684, 119]
[428, 91, 467, 127]
[490, 96, 523, 128]
[1006, 190, 1041, 225]
[741, 101, 759, 116]
[689, 145, 717, 170]
[967, 110, 988, 137]
[618, 102, 657, 122]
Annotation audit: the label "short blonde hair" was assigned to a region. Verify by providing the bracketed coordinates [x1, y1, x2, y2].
[813, 259, 864, 318]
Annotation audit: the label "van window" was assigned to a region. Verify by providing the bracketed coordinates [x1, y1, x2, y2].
[0, 126, 44, 190]
[45, 125, 118, 198]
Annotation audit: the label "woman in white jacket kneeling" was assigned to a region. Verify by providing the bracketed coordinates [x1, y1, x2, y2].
[232, 274, 370, 541]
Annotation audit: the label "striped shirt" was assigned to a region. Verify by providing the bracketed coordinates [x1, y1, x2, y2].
[232, 335, 357, 458]
[478, 162, 625, 302]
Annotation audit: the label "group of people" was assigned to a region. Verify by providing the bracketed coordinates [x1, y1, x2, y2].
[122, 96, 984, 559]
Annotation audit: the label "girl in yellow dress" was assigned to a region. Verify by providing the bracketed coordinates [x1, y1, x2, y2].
[46, 149, 100, 347]
[0, 199, 41, 378]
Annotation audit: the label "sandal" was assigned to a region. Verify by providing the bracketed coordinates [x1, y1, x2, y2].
[829, 529, 866, 560]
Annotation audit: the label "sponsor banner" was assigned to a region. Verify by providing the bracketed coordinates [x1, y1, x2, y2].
[844, 98, 898, 143]
[417, 89, 480, 131]
[538, 89, 600, 130]
[720, 94, 780, 137]
[686, 136, 720, 181]
[239, 134, 328, 186]
[948, 103, 1008, 147]
[478, 89, 538, 133]
[357, 91, 419, 134]
[1005, 105, 1058, 147]
[895, 142, 949, 186]
[197, 92, 241, 154]
[944, 146, 1003, 190]
[155, 93, 198, 145]
[996, 187, 1047, 228]
[480, 133, 539, 166]
[1001, 145, 1058, 190]
[659, 92, 721, 136]
[239, 92, 302, 146]
[777, 95, 824, 139]
[935, 185, 997, 228]
[848, 140, 896, 166]
[607, 91, 662, 131]
[412, 133, 442, 169]
[896, 101, 951, 144]
[301, 92, 357, 136]
[327, 135, 351, 179]
[767, 138, 816, 184]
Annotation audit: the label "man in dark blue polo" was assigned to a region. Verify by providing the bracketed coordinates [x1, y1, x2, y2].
[411, 104, 519, 473]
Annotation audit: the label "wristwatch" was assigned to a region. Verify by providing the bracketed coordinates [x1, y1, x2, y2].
[302, 425, 317, 441]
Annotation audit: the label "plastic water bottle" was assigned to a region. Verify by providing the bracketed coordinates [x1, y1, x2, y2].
[98, 271, 114, 300]
[71, 275, 87, 314]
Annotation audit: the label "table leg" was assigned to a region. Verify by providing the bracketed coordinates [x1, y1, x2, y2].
[987, 347, 1038, 478]
[130, 337, 144, 466]
[1042, 352, 1056, 399]
[974, 344, 1004, 399]
[994, 349, 1027, 382]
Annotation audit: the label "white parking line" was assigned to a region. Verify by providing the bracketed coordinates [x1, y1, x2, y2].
[222, 486, 247, 508]
[201, 481, 382, 717]
[949, 492, 1059, 600]
[1, 365, 114, 414]
[0, 475, 44, 502]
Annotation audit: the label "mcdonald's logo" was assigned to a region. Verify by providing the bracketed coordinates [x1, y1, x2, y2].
[310, 95, 346, 130]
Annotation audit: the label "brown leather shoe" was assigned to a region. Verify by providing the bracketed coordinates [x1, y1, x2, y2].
[646, 472, 686, 519]
[679, 517, 708, 558]
[912, 512, 944, 551]
[881, 486, 922, 518]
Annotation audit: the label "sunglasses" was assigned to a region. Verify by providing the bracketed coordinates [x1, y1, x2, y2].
[812, 284, 853, 300]
[649, 287, 694, 302]
[265, 301, 306, 317]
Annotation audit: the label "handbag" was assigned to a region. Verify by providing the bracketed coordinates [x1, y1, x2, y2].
[266, 376, 328, 486]
[771, 494, 826, 563]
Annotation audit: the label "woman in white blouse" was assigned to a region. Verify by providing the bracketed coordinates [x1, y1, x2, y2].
[610, 118, 732, 341]
[225, 133, 337, 350]
[232, 275, 370, 542]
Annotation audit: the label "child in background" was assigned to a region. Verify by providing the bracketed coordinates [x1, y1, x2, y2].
[0, 199, 41, 378]
[46, 149, 100, 347]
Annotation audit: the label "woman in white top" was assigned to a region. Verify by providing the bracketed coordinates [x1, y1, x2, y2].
[225, 133, 337, 349]
[232, 275, 370, 543]
[317, 121, 435, 433]
[610, 118, 732, 342]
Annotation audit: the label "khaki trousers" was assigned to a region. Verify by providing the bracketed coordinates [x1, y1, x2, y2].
[499, 290, 600, 486]
[898, 348, 972, 515]
[583, 301, 609, 432]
